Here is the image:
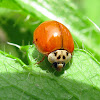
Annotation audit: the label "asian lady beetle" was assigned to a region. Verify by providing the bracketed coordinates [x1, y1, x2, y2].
[33, 21, 74, 71]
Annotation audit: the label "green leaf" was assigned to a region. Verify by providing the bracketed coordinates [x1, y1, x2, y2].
[0, 47, 100, 99]
[83, 0, 100, 27]
[0, 0, 20, 10]
[0, 0, 100, 99]
[13, 0, 100, 61]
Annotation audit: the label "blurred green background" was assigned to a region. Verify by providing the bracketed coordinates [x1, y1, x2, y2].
[73, 0, 100, 27]
[0, 0, 100, 63]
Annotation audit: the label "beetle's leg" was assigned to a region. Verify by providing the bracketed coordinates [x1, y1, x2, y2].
[35, 56, 45, 64]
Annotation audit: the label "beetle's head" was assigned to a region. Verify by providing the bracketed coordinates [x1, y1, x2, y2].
[48, 50, 71, 71]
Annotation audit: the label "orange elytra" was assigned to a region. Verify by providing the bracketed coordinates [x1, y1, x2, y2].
[33, 21, 74, 71]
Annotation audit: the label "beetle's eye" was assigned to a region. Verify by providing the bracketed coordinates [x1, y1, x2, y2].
[53, 62, 57, 68]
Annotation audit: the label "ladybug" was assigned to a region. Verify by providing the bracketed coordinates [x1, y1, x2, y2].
[33, 21, 74, 71]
